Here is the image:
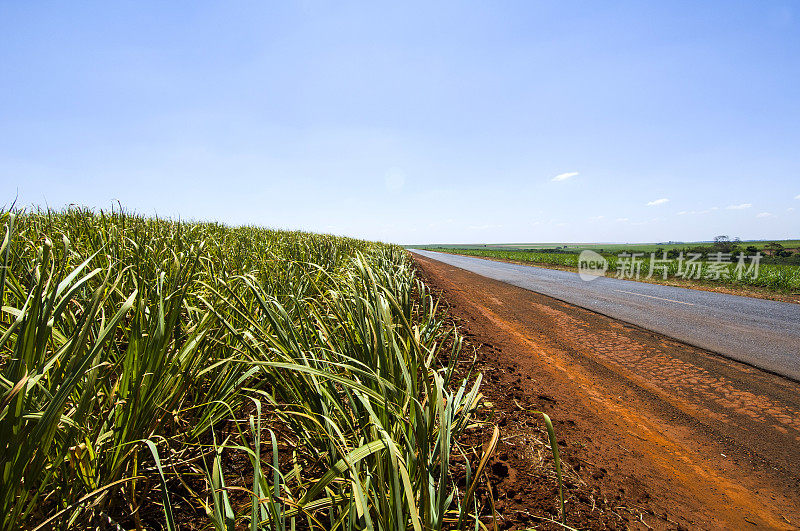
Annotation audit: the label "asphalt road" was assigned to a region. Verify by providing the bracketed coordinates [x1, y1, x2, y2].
[410, 249, 800, 381]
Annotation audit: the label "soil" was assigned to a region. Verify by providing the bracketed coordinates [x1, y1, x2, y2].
[413, 253, 800, 530]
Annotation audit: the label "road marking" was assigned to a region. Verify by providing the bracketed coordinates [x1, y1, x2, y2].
[613, 289, 695, 306]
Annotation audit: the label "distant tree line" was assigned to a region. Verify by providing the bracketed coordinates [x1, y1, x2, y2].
[618, 236, 799, 265]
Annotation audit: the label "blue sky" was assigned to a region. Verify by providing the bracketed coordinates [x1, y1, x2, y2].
[1, 1, 799, 244]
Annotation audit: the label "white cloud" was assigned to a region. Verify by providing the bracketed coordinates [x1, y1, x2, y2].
[788, 207, 795, 212]
[646, 198, 669, 206]
[552, 172, 578, 182]
[756, 212, 772, 218]
[615, 217, 629, 222]
[588, 215, 604, 221]
[677, 211, 688, 215]
[795, 194, 800, 200]
[726, 203, 752, 210]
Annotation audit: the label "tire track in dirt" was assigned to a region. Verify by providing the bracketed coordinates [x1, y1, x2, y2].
[415, 256, 800, 530]
[528, 297, 800, 438]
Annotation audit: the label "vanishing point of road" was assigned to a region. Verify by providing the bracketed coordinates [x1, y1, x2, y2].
[410, 249, 800, 381]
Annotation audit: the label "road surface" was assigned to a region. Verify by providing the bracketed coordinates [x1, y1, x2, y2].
[410, 249, 800, 381]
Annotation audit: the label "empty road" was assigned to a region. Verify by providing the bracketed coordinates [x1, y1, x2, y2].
[410, 249, 800, 381]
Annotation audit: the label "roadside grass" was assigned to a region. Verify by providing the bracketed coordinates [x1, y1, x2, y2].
[0, 206, 556, 530]
[418, 248, 800, 292]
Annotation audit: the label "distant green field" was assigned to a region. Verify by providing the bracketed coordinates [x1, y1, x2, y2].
[410, 240, 800, 253]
